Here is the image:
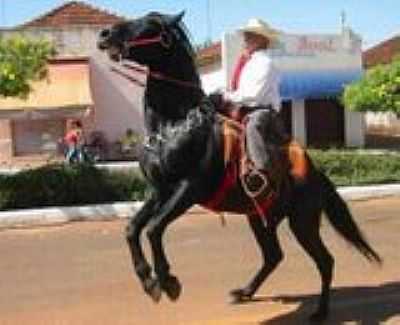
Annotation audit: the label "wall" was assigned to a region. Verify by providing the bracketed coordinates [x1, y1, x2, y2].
[365, 112, 400, 134]
[0, 120, 12, 162]
[89, 57, 145, 143]
[0, 25, 105, 57]
[200, 68, 224, 94]
[345, 110, 365, 147]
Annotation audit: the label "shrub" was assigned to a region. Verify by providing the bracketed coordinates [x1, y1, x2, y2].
[0, 164, 148, 210]
[309, 149, 400, 186]
[2, 150, 400, 210]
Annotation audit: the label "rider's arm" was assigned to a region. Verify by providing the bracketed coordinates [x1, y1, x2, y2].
[224, 53, 280, 109]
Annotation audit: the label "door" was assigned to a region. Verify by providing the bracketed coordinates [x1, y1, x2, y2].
[305, 99, 344, 147]
[13, 119, 65, 155]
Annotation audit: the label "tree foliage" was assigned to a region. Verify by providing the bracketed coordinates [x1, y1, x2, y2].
[343, 56, 400, 113]
[0, 35, 54, 98]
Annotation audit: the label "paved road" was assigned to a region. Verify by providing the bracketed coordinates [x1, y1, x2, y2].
[0, 198, 399, 324]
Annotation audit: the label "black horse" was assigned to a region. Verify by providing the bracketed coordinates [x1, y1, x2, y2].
[98, 12, 381, 322]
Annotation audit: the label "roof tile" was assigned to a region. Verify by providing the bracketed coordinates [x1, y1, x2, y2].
[21, 1, 124, 28]
[363, 36, 400, 68]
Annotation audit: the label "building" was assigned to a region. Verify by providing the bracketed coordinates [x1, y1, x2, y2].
[0, 1, 145, 165]
[363, 35, 400, 68]
[0, 2, 369, 166]
[361, 35, 400, 147]
[198, 25, 366, 148]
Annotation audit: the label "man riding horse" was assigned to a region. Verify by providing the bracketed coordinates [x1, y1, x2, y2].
[213, 18, 289, 195]
[97, 12, 381, 322]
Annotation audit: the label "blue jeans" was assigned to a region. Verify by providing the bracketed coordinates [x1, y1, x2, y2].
[66, 145, 83, 164]
[245, 109, 288, 170]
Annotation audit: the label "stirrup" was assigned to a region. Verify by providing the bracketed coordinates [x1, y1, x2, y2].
[242, 169, 269, 198]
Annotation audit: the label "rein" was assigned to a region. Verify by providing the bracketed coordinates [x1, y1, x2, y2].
[110, 61, 201, 90]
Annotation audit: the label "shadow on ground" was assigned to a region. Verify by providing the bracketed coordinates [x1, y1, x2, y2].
[257, 281, 400, 324]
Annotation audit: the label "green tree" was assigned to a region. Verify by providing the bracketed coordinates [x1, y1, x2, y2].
[0, 35, 54, 98]
[343, 56, 400, 113]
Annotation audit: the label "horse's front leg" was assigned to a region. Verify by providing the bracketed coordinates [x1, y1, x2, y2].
[146, 180, 194, 301]
[126, 195, 163, 302]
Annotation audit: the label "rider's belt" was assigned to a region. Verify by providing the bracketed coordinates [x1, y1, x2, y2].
[241, 104, 273, 113]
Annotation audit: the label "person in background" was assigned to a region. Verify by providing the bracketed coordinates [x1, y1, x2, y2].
[120, 128, 141, 159]
[64, 120, 84, 164]
[220, 18, 289, 193]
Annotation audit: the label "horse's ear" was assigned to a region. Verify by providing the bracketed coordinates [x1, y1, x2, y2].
[168, 11, 185, 26]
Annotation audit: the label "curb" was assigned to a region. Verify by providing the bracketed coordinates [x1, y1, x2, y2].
[338, 183, 400, 201]
[1, 184, 400, 230]
[0, 202, 144, 230]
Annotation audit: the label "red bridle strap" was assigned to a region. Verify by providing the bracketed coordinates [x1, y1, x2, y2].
[126, 35, 163, 47]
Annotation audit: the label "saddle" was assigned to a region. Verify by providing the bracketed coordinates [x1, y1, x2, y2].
[202, 104, 309, 219]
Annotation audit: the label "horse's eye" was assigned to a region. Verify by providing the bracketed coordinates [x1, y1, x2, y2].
[100, 29, 111, 38]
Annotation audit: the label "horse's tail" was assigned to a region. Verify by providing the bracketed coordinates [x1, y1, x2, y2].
[319, 171, 382, 265]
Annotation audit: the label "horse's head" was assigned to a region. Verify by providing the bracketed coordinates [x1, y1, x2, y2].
[99, 11, 203, 129]
[98, 11, 190, 68]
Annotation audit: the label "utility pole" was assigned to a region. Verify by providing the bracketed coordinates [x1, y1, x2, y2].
[340, 10, 347, 32]
[206, 0, 212, 43]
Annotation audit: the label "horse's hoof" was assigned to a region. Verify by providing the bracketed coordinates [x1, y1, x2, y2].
[229, 288, 252, 304]
[143, 278, 162, 303]
[309, 308, 329, 323]
[162, 275, 182, 301]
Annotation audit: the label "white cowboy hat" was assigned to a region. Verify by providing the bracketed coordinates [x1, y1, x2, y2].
[238, 18, 280, 43]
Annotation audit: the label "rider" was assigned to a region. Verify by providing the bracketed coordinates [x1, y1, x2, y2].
[219, 18, 289, 193]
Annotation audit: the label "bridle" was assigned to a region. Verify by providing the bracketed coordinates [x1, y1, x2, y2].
[125, 32, 172, 49]
[110, 21, 201, 91]
[124, 16, 173, 50]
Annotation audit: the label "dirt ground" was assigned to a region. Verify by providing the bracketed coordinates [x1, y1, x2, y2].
[0, 197, 399, 324]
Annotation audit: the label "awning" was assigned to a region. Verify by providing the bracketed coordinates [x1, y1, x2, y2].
[280, 69, 363, 100]
[0, 61, 93, 112]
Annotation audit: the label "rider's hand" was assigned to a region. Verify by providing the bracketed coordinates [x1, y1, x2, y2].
[208, 91, 224, 110]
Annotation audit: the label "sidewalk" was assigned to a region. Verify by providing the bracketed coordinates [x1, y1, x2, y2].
[0, 161, 140, 175]
[1, 183, 400, 230]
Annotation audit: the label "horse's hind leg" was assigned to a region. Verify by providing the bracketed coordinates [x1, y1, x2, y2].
[230, 213, 284, 303]
[126, 195, 163, 302]
[288, 210, 334, 322]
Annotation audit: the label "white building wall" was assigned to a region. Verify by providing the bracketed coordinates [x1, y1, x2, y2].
[365, 112, 400, 134]
[292, 100, 307, 146]
[0, 25, 106, 57]
[200, 69, 224, 94]
[89, 57, 145, 143]
[345, 111, 365, 147]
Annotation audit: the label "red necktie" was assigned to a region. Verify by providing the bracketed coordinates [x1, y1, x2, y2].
[230, 53, 250, 91]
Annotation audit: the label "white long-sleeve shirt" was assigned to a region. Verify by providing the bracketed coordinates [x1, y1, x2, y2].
[224, 50, 281, 111]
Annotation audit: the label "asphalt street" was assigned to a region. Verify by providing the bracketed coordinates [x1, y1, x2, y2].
[0, 197, 399, 324]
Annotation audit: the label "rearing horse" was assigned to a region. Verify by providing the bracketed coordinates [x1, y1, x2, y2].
[98, 12, 381, 322]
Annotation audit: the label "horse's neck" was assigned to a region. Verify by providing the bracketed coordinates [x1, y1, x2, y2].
[144, 51, 202, 134]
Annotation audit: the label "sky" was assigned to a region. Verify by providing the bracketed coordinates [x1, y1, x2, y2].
[1, 0, 399, 49]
